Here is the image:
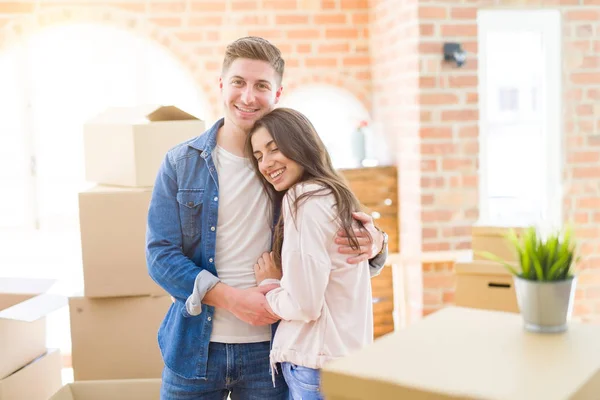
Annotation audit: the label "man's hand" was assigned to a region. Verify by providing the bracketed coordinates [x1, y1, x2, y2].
[228, 284, 280, 326]
[254, 252, 282, 284]
[335, 211, 384, 264]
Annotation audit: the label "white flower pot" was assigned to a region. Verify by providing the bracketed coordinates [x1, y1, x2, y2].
[513, 275, 577, 333]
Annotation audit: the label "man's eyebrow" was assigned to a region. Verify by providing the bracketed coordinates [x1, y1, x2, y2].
[230, 75, 271, 85]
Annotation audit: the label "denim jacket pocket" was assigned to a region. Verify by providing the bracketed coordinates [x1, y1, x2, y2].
[177, 189, 204, 238]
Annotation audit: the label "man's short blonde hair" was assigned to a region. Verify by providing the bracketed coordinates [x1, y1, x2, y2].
[222, 36, 285, 85]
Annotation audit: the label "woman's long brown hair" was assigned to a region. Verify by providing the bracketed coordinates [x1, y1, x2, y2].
[245, 107, 370, 268]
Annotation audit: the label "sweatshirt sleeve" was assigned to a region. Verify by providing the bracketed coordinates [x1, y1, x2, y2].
[368, 245, 388, 278]
[266, 187, 334, 323]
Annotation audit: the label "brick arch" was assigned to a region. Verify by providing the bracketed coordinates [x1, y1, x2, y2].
[284, 73, 372, 117]
[0, 5, 218, 121]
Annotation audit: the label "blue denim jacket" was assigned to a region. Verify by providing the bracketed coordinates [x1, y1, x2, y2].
[146, 119, 388, 380]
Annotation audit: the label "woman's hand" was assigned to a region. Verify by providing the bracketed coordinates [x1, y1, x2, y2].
[254, 252, 282, 285]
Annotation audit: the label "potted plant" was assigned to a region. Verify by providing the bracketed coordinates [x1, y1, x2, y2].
[479, 226, 578, 333]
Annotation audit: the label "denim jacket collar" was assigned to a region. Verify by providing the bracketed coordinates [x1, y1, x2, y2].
[188, 118, 224, 155]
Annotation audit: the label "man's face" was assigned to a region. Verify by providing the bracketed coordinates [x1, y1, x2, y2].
[220, 58, 283, 133]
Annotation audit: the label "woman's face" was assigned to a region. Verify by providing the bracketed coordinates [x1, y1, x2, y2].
[251, 126, 305, 191]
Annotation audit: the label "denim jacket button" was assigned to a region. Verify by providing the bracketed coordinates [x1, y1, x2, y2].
[207, 317, 212, 321]
[213, 197, 218, 201]
[187, 201, 193, 207]
[210, 226, 215, 231]
[209, 258, 214, 263]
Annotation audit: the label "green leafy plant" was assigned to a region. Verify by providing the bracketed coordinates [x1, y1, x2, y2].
[478, 226, 578, 282]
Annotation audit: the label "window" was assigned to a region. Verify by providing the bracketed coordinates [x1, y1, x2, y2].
[478, 10, 562, 230]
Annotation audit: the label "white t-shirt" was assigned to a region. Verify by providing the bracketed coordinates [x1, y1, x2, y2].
[209, 145, 272, 343]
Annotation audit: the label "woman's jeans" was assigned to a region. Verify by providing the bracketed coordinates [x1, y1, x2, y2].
[281, 362, 324, 400]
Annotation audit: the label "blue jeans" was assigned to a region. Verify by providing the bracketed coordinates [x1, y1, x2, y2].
[281, 362, 323, 400]
[161, 342, 288, 400]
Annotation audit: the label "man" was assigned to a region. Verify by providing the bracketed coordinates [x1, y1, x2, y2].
[146, 36, 388, 399]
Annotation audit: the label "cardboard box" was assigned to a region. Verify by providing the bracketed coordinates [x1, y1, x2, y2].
[0, 278, 66, 379]
[0, 349, 63, 400]
[322, 307, 600, 400]
[454, 260, 519, 313]
[69, 295, 172, 381]
[83, 105, 205, 187]
[49, 379, 161, 400]
[472, 225, 524, 262]
[78, 185, 165, 298]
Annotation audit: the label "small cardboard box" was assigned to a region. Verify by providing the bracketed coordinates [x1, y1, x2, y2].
[83, 105, 205, 187]
[454, 260, 519, 313]
[322, 307, 600, 400]
[78, 185, 165, 298]
[69, 295, 172, 381]
[0, 278, 66, 379]
[0, 349, 63, 400]
[49, 379, 161, 400]
[472, 225, 524, 262]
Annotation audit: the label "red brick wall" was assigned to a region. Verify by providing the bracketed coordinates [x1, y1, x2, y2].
[561, 7, 600, 321]
[422, 260, 455, 317]
[418, 2, 479, 254]
[371, 0, 423, 323]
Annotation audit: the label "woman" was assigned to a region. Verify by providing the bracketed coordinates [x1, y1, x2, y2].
[246, 108, 374, 400]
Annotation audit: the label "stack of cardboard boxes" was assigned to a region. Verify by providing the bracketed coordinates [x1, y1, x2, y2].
[68, 105, 205, 382]
[0, 278, 65, 400]
[454, 226, 524, 313]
